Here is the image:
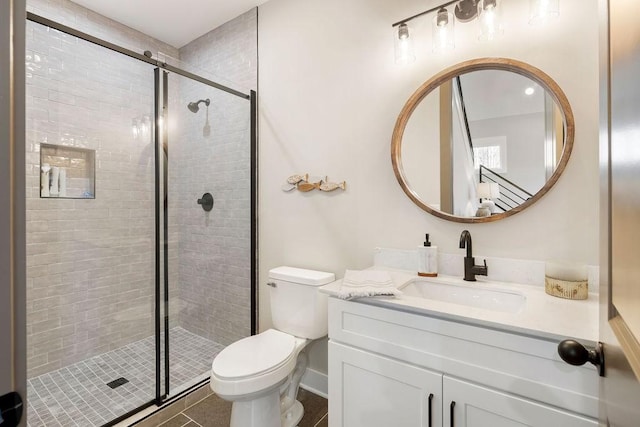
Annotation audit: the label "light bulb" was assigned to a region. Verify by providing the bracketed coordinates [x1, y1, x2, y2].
[394, 23, 416, 65]
[525, 87, 535, 96]
[478, 0, 503, 41]
[529, 0, 559, 25]
[436, 8, 449, 27]
[433, 8, 455, 53]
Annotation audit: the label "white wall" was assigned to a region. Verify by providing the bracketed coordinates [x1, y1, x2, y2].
[470, 112, 546, 194]
[258, 0, 599, 374]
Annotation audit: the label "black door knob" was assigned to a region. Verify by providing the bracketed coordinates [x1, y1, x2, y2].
[557, 339, 605, 377]
[0, 391, 23, 426]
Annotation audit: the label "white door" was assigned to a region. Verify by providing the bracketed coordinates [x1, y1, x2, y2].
[329, 342, 442, 427]
[0, 0, 26, 425]
[443, 376, 596, 427]
[598, 0, 640, 425]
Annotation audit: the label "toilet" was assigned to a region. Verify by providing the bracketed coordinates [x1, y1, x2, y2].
[210, 266, 335, 427]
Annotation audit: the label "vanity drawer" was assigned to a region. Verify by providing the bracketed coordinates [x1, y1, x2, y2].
[328, 297, 598, 419]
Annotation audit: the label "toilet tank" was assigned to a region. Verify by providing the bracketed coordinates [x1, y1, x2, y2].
[268, 266, 335, 339]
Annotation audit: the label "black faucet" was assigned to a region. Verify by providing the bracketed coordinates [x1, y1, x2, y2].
[459, 230, 488, 281]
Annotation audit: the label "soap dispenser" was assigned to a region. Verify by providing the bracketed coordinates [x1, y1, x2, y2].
[418, 233, 438, 277]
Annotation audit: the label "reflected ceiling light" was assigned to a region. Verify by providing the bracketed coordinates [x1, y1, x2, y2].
[391, 0, 560, 64]
[131, 116, 151, 140]
[525, 87, 535, 95]
[529, 0, 560, 25]
[394, 23, 416, 65]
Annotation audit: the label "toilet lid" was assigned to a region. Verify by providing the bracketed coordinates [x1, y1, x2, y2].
[212, 329, 296, 380]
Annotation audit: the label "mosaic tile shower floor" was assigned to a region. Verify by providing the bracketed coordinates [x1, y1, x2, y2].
[27, 327, 224, 427]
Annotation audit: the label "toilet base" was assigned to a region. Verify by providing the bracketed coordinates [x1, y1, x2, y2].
[281, 400, 303, 427]
[229, 393, 304, 427]
[230, 389, 281, 427]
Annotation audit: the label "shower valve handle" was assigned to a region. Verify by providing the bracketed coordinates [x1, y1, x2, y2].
[197, 193, 214, 212]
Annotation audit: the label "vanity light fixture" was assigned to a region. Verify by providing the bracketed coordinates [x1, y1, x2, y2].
[392, 0, 560, 63]
[433, 7, 455, 53]
[394, 22, 416, 64]
[477, 0, 503, 41]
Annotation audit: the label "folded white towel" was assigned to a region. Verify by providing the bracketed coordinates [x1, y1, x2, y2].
[336, 270, 401, 300]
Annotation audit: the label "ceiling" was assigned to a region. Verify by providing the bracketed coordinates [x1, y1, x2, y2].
[71, 0, 268, 48]
[460, 70, 545, 122]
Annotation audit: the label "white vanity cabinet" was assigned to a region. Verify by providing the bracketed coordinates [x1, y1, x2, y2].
[443, 377, 596, 427]
[330, 341, 443, 427]
[327, 297, 598, 427]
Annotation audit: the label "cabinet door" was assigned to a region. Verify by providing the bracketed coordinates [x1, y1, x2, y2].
[329, 341, 441, 427]
[443, 376, 597, 427]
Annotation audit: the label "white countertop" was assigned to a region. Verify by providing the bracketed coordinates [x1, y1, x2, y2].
[320, 267, 599, 343]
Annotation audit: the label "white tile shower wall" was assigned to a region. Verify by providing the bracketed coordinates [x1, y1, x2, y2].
[25, 0, 180, 377]
[171, 9, 257, 346]
[178, 9, 257, 95]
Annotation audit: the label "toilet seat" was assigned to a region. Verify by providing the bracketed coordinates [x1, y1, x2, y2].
[213, 329, 296, 380]
[211, 329, 308, 398]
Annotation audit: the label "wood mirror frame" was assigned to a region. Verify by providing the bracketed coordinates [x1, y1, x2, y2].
[391, 57, 575, 223]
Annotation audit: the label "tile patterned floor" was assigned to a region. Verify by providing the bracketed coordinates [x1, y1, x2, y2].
[154, 388, 328, 427]
[27, 327, 224, 427]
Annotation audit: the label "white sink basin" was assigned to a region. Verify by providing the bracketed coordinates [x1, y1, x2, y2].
[400, 279, 526, 313]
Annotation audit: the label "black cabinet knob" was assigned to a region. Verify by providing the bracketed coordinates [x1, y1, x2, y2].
[557, 339, 605, 377]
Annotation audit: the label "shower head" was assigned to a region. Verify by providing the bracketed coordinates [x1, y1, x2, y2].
[187, 98, 210, 113]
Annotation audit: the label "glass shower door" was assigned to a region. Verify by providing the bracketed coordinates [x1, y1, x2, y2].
[25, 20, 159, 426]
[25, 12, 257, 424]
[162, 70, 253, 396]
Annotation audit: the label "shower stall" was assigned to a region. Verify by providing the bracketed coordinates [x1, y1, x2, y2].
[24, 10, 256, 427]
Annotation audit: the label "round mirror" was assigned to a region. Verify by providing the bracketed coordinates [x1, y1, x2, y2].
[391, 58, 574, 223]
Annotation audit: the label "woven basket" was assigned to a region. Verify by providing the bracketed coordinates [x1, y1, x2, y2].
[544, 276, 588, 300]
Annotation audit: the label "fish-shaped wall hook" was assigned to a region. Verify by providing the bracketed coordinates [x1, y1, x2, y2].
[319, 180, 346, 192]
[286, 174, 308, 185]
[284, 173, 346, 193]
[297, 181, 320, 192]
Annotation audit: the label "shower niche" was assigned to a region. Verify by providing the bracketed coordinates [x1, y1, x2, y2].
[40, 143, 95, 199]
